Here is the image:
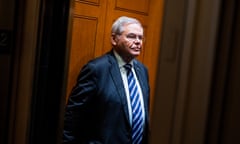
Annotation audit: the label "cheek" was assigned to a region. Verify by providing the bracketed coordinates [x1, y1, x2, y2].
[122, 40, 132, 48]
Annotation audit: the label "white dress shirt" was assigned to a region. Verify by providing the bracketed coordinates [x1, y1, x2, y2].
[113, 50, 145, 126]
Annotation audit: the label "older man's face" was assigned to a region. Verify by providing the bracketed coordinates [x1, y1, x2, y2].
[113, 23, 144, 62]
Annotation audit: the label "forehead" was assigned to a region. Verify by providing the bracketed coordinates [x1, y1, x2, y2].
[122, 23, 143, 34]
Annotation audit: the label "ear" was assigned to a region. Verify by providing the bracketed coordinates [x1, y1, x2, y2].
[111, 33, 117, 46]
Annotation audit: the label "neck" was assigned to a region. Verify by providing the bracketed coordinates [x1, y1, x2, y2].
[113, 48, 134, 63]
[123, 56, 134, 63]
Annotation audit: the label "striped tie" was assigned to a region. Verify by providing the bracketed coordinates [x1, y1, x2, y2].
[124, 64, 143, 144]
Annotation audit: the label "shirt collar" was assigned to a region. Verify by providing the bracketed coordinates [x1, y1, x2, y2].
[113, 50, 133, 68]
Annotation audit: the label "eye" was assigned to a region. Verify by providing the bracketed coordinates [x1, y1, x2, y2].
[138, 35, 144, 40]
[126, 34, 137, 39]
[126, 34, 144, 41]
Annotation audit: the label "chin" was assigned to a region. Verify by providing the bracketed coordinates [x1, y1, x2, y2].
[133, 51, 141, 56]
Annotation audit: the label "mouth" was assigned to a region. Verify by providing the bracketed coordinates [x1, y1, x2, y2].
[131, 47, 141, 51]
[129, 43, 141, 52]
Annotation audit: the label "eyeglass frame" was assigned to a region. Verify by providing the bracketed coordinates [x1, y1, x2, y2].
[115, 33, 145, 42]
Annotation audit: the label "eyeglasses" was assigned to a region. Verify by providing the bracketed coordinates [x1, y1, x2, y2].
[124, 33, 145, 42]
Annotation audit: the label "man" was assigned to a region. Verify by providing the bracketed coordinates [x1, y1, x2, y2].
[63, 16, 150, 144]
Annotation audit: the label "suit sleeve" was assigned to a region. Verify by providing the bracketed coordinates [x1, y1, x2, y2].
[63, 63, 97, 144]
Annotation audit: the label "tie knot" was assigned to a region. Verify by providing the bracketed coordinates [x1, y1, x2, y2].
[124, 63, 132, 75]
[124, 64, 132, 74]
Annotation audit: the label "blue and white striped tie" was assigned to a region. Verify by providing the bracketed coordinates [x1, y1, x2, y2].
[124, 64, 143, 144]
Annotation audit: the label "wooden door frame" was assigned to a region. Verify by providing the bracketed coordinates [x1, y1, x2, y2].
[207, 0, 240, 144]
[9, 0, 73, 143]
[151, 0, 221, 144]
[8, 0, 41, 143]
[27, 0, 73, 143]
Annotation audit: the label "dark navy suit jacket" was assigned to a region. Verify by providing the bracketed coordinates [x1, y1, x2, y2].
[63, 50, 150, 144]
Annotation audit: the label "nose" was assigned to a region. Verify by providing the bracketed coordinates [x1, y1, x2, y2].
[134, 37, 142, 43]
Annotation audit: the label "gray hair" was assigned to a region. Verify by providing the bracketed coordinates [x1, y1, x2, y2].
[111, 16, 142, 35]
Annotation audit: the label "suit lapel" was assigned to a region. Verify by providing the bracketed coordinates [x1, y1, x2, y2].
[108, 53, 131, 126]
